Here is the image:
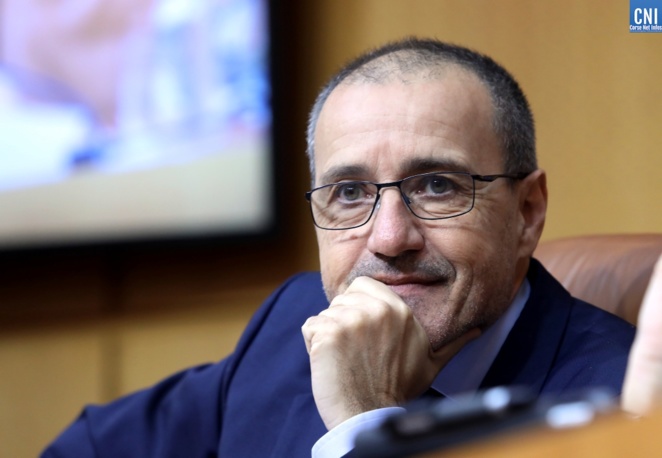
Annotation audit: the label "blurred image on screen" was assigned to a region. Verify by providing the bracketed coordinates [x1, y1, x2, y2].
[0, 0, 273, 249]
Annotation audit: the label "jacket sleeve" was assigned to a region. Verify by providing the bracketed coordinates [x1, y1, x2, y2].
[40, 273, 315, 458]
[41, 362, 229, 458]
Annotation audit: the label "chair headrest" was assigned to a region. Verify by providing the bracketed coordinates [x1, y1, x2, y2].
[534, 234, 662, 325]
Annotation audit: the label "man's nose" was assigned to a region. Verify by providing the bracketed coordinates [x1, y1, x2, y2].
[366, 189, 425, 257]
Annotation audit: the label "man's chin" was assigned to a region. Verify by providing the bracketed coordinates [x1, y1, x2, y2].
[425, 321, 476, 352]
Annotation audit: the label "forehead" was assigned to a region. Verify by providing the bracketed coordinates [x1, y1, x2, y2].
[313, 68, 503, 184]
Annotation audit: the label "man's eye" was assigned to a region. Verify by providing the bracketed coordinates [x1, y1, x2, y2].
[424, 176, 454, 194]
[334, 183, 369, 202]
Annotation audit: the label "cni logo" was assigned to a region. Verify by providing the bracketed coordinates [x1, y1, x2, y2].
[630, 0, 662, 32]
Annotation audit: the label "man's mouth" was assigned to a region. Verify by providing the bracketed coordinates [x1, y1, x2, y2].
[374, 276, 446, 297]
[373, 275, 442, 286]
[343, 256, 455, 300]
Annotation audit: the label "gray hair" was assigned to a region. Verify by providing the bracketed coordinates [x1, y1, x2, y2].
[305, 37, 536, 184]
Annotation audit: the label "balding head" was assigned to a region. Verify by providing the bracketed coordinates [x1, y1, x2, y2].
[306, 38, 536, 183]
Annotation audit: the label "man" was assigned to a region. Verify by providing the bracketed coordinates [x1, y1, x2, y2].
[42, 38, 635, 458]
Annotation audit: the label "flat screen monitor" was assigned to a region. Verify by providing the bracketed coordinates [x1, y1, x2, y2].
[0, 0, 276, 251]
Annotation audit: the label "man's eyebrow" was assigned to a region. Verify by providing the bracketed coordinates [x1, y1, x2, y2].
[399, 157, 471, 175]
[319, 164, 369, 185]
[318, 157, 472, 185]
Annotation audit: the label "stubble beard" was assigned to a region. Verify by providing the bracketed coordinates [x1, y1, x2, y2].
[322, 253, 516, 352]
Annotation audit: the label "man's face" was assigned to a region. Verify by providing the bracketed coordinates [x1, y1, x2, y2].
[312, 68, 533, 350]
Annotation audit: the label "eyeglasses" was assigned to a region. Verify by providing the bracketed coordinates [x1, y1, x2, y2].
[305, 171, 530, 230]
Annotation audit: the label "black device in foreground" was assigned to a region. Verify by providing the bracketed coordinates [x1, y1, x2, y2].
[351, 386, 616, 458]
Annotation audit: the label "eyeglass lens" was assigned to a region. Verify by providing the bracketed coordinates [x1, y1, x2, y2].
[309, 172, 476, 230]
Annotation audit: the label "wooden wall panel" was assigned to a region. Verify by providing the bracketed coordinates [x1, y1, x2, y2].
[0, 325, 105, 458]
[116, 302, 264, 395]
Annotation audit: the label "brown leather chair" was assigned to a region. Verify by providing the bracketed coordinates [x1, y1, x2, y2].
[534, 234, 662, 326]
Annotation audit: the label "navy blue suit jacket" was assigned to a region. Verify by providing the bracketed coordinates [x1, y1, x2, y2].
[43, 259, 635, 457]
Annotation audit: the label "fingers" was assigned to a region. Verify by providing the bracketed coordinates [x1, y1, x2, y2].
[301, 277, 432, 428]
[341, 276, 405, 307]
[622, 254, 662, 416]
[301, 275, 478, 429]
[302, 278, 405, 355]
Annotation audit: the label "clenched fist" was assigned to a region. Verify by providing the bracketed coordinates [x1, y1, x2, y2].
[301, 276, 479, 430]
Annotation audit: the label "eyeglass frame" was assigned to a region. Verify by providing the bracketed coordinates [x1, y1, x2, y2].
[304, 170, 531, 231]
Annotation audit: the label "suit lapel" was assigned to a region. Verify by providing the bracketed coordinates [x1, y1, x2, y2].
[480, 259, 573, 393]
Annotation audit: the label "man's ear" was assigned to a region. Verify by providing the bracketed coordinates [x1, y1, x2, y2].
[517, 169, 548, 258]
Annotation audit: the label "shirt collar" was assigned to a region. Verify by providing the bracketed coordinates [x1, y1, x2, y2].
[431, 278, 531, 398]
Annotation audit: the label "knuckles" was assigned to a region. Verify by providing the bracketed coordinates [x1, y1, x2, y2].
[328, 292, 412, 328]
[302, 294, 417, 354]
